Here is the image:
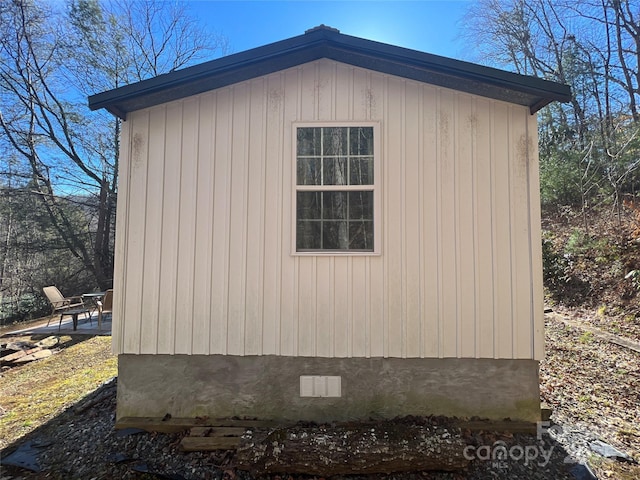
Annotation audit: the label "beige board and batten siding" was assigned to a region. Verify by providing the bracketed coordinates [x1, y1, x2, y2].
[112, 58, 544, 360]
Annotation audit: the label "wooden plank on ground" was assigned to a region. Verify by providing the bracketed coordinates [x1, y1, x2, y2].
[189, 426, 248, 437]
[180, 436, 241, 451]
[13, 349, 52, 363]
[116, 417, 288, 433]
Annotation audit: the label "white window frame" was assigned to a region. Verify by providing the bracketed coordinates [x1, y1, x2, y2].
[292, 121, 382, 256]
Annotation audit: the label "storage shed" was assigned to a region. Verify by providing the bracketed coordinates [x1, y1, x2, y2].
[89, 26, 571, 423]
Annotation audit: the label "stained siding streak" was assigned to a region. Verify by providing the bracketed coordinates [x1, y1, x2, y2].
[123, 110, 149, 354]
[114, 59, 543, 360]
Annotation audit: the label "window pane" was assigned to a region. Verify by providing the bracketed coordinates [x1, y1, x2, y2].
[297, 192, 322, 220]
[323, 127, 348, 155]
[348, 191, 373, 220]
[323, 191, 348, 219]
[323, 157, 347, 185]
[349, 221, 374, 250]
[323, 221, 349, 250]
[350, 127, 374, 155]
[297, 221, 321, 249]
[349, 157, 374, 185]
[297, 157, 321, 185]
[297, 128, 321, 156]
[296, 125, 375, 252]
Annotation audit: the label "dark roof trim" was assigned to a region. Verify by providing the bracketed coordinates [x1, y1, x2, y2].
[88, 26, 572, 119]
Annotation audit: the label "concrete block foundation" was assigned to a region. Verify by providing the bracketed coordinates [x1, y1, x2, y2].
[117, 355, 541, 423]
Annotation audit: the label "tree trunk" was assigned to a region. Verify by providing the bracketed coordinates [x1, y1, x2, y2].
[236, 421, 470, 475]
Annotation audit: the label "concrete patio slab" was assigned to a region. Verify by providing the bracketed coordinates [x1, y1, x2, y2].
[1, 313, 111, 337]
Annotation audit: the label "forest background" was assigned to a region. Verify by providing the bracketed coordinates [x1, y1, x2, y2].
[1, 0, 639, 326]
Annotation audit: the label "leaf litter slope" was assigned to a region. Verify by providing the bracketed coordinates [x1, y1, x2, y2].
[540, 316, 640, 479]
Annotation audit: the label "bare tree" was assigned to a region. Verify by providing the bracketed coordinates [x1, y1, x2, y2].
[0, 0, 226, 290]
[463, 0, 640, 226]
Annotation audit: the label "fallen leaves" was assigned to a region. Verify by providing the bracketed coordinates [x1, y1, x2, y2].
[540, 315, 640, 478]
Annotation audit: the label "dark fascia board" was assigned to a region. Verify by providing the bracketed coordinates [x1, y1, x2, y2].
[88, 26, 572, 119]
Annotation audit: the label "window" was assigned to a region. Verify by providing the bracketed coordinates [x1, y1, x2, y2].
[295, 125, 378, 253]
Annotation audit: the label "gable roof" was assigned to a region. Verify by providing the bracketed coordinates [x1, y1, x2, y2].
[88, 25, 571, 120]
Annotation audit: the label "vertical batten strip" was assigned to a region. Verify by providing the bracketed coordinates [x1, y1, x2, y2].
[510, 106, 521, 358]
[159, 102, 183, 354]
[417, 86, 424, 358]
[509, 106, 530, 359]
[262, 75, 281, 355]
[439, 89, 458, 357]
[210, 90, 231, 354]
[404, 81, 422, 358]
[365, 71, 373, 356]
[174, 98, 199, 354]
[473, 98, 494, 358]
[368, 73, 385, 358]
[244, 79, 267, 355]
[528, 113, 545, 360]
[141, 106, 166, 354]
[112, 114, 135, 353]
[492, 102, 513, 359]
[457, 95, 477, 358]
[400, 80, 408, 358]
[435, 88, 443, 358]
[511, 107, 535, 359]
[112, 115, 132, 354]
[453, 93, 460, 358]
[382, 76, 390, 358]
[190, 99, 203, 353]
[275, 73, 285, 356]
[279, 68, 298, 356]
[170, 101, 185, 354]
[421, 85, 439, 358]
[315, 257, 332, 357]
[192, 93, 214, 355]
[490, 101, 498, 358]
[386, 77, 403, 358]
[227, 84, 250, 355]
[505, 105, 516, 359]
[123, 110, 150, 354]
[471, 97, 482, 358]
[488, 101, 498, 359]
[365, 258, 371, 358]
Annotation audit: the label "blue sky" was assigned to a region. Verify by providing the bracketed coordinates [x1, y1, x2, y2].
[187, 1, 472, 60]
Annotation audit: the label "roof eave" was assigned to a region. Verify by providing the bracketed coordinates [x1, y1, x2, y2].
[88, 27, 571, 119]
